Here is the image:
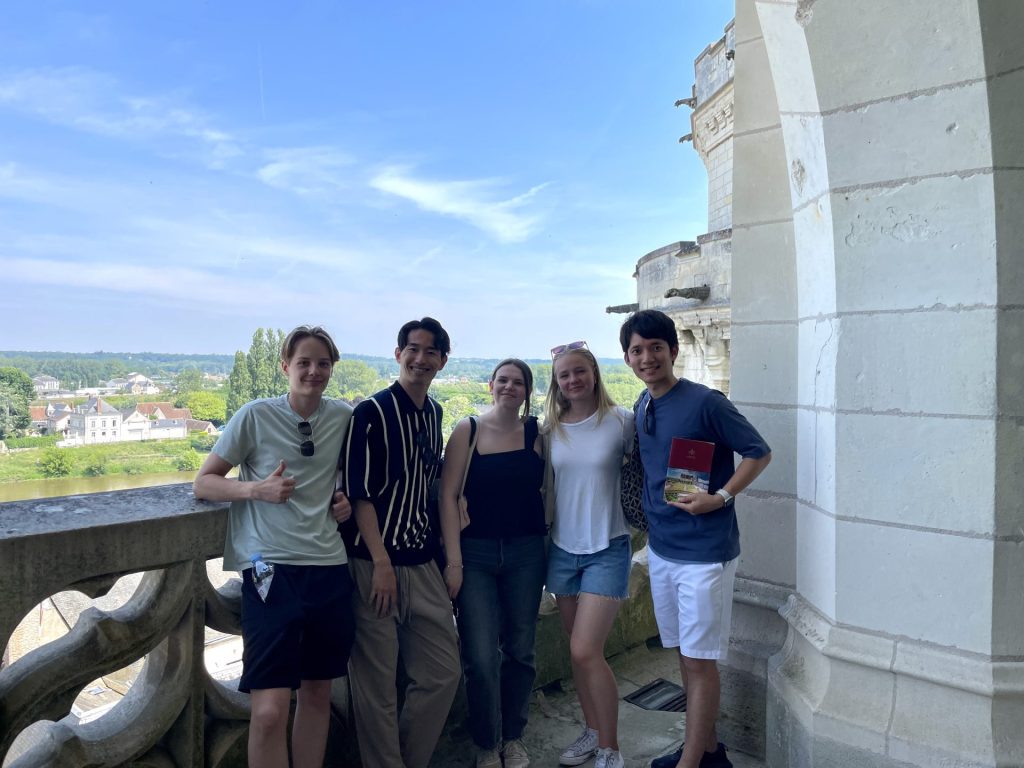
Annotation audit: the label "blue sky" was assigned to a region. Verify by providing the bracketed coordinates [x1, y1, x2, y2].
[1, 1, 732, 359]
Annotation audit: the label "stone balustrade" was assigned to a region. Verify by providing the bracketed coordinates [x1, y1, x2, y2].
[0, 485, 249, 768]
[0, 485, 662, 768]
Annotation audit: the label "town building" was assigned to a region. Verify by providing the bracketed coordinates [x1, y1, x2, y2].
[64, 398, 123, 445]
[31, 375, 59, 394]
[57, 400, 193, 445]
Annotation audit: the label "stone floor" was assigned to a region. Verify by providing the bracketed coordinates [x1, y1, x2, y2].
[430, 642, 767, 768]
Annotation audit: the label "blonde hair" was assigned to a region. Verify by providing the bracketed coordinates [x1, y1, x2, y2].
[280, 325, 341, 364]
[542, 348, 618, 438]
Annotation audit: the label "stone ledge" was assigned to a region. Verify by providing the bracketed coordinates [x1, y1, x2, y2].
[780, 594, 1024, 697]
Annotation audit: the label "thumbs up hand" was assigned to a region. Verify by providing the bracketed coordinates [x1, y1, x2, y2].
[253, 460, 296, 503]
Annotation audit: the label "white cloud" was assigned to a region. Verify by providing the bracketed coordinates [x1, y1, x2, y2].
[370, 167, 548, 243]
[0, 67, 241, 168]
[2, 255, 304, 308]
[257, 147, 356, 196]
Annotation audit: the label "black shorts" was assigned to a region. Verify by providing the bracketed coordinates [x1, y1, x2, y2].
[239, 562, 355, 693]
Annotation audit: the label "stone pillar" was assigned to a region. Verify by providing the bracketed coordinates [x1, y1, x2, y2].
[723, 0, 800, 759]
[733, 1, 1024, 765]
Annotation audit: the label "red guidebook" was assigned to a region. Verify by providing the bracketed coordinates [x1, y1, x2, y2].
[664, 437, 715, 503]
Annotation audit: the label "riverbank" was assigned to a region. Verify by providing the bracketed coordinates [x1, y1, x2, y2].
[0, 438, 208, 484]
[0, 470, 200, 503]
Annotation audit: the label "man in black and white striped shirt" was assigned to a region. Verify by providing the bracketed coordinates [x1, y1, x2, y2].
[343, 317, 460, 768]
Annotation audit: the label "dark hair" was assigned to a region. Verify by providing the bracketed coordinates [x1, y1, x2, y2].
[490, 358, 533, 419]
[280, 325, 341, 364]
[397, 317, 451, 356]
[619, 309, 679, 353]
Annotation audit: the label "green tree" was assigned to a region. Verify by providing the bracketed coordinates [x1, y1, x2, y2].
[247, 329, 275, 399]
[185, 391, 227, 425]
[40, 447, 73, 477]
[603, 369, 644, 408]
[532, 363, 552, 399]
[226, 351, 253, 419]
[0, 367, 35, 439]
[268, 328, 287, 396]
[173, 367, 205, 404]
[334, 360, 380, 399]
[190, 432, 217, 451]
[176, 448, 204, 471]
[440, 395, 478, 441]
[324, 378, 343, 400]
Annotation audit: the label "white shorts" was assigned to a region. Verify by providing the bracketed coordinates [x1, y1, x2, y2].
[648, 547, 737, 660]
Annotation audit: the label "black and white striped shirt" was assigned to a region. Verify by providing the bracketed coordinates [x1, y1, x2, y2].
[343, 382, 443, 565]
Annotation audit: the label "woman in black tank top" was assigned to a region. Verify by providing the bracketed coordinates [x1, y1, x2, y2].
[439, 358, 547, 768]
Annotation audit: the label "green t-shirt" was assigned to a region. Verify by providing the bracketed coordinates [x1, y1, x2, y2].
[214, 395, 353, 571]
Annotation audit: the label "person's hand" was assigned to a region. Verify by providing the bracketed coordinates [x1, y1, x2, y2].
[252, 461, 295, 503]
[330, 490, 352, 522]
[668, 491, 725, 516]
[444, 564, 463, 600]
[370, 560, 397, 618]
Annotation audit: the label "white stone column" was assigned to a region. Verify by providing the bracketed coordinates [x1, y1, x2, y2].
[744, 0, 1024, 766]
[718, 0, 799, 758]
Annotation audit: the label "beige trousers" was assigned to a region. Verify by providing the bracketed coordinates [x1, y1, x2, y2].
[348, 558, 461, 768]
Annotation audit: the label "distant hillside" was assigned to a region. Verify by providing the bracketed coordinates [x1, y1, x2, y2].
[1, 350, 630, 387]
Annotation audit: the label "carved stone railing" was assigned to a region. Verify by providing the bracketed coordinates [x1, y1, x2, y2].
[0, 487, 666, 768]
[0, 485, 249, 768]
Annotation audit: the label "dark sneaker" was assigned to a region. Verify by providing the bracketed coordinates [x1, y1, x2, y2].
[651, 744, 682, 768]
[651, 742, 732, 768]
[702, 743, 733, 767]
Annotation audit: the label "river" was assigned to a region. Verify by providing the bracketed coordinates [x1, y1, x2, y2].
[0, 471, 199, 503]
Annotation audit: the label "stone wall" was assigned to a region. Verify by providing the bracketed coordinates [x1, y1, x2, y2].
[729, 0, 1024, 766]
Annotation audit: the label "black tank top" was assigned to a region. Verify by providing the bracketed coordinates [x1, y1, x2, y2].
[462, 416, 546, 538]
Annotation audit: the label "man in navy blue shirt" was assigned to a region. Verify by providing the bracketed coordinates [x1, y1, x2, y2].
[620, 310, 771, 768]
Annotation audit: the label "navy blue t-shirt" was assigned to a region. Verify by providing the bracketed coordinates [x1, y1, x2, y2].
[637, 379, 770, 563]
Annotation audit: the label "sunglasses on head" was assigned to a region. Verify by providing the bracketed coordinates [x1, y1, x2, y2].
[297, 420, 314, 457]
[550, 340, 589, 359]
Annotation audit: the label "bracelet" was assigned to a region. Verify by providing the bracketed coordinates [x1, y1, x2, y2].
[445, 563, 463, 569]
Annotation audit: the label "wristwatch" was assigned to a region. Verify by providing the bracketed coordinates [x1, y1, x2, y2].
[715, 488, 734, 506]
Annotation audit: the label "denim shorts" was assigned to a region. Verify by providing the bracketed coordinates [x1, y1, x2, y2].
[546, 534, 632, 599]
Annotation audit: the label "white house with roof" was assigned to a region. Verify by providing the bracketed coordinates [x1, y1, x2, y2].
[63, 398, 123, 445]
[32, 375, 60, 394]
[44, 403, 74, 439]
[147, 419, 188, 440]
[120, 408, 151, 441]
[125, 373, 160, 395]
[118, 405, 192, 442]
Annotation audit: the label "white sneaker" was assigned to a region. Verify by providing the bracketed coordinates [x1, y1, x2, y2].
[594, 746, 625, 768]
[502, 738, 530, 768]
[559, 726, 598, 766]
[476, 747, 501, 768]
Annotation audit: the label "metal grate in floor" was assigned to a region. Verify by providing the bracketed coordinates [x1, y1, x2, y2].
[622, 678, 687, 712]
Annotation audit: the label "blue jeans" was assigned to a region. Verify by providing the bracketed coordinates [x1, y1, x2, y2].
[456, 535, 547, 750]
